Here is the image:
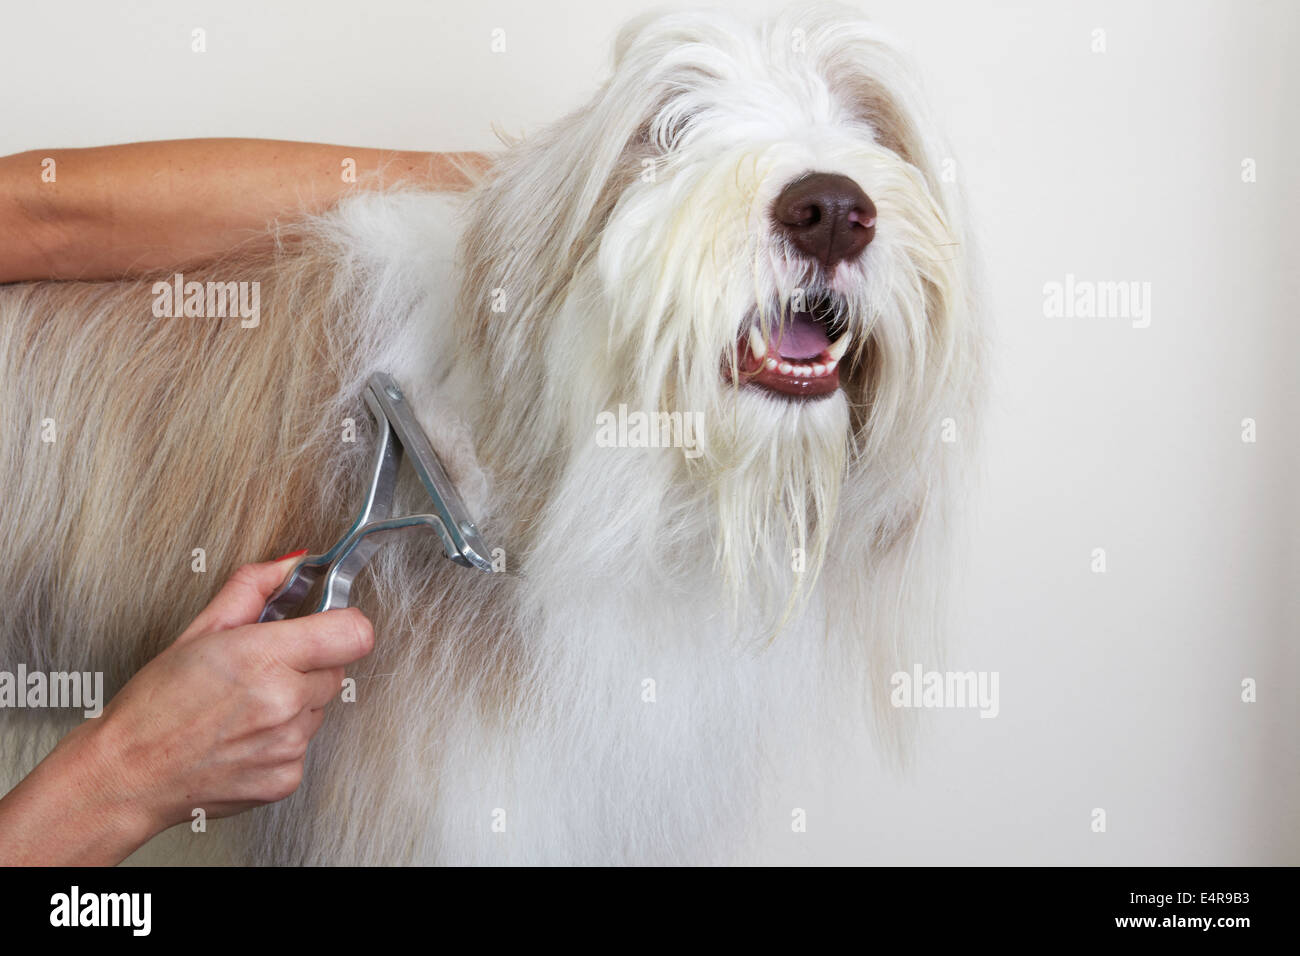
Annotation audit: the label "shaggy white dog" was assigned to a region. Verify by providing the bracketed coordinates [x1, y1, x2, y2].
[0, 6, 982, 864]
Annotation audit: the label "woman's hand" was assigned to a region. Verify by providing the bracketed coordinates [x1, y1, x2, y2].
[0, 555, 374, 865]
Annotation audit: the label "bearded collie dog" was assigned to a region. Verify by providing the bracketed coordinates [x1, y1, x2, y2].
[0, 6, 981, 864]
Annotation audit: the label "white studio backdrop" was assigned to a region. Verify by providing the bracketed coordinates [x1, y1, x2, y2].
[1, 0, 1295, 864]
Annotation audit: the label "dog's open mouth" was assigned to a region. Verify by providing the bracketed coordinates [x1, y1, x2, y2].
[726, 293, 849, 399]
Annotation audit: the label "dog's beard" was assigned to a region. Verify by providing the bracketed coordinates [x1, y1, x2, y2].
[704, 387, 850, 627]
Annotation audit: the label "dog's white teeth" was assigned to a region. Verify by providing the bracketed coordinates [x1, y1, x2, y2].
[826, 336, 850, 361]
[768, 357, 839, 377]
[748, 327, 767, 361]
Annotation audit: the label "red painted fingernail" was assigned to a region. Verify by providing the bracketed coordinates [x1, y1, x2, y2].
[273, 548, 308, 562]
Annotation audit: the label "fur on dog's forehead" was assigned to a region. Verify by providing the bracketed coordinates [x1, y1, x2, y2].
[610, 7, 927, 163]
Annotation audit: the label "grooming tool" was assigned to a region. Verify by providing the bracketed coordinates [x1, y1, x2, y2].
[259, 372, 497, 622]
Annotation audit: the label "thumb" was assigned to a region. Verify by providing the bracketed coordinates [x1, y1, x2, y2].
[176, 551, 307, 642]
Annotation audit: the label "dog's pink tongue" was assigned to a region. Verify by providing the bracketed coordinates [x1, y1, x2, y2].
[773, 312, 830, 359]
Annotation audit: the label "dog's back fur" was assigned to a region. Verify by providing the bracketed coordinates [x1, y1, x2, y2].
[0, 192, 474, 860]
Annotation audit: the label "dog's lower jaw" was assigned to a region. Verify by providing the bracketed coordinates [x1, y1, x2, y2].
[724, 350, 843, 399]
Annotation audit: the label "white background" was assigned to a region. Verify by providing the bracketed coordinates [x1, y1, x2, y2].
[2, 0, 1295, 864]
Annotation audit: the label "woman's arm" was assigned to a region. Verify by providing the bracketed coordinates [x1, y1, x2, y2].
[0, 138, 489, 283]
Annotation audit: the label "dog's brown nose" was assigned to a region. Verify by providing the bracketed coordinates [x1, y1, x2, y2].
[772, 172, 876, 269]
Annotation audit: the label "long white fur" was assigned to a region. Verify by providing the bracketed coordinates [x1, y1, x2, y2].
[0, 5, 982, 864]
